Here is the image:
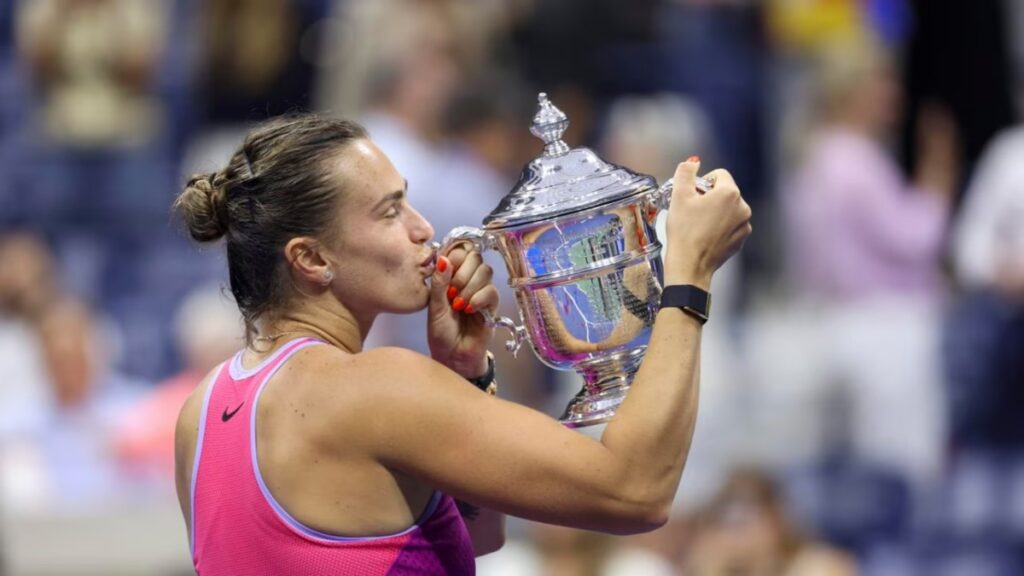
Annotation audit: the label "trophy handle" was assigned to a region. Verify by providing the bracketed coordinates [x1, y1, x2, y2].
[645, 175, 715, 215]
[432, 227, 530, 357]
[480, 311, 529, 357]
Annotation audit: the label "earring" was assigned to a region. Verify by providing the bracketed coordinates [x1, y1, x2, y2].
[322, 269, 334, 286]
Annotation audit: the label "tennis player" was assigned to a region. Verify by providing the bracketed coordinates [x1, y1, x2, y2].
[173, 115, 751, 575]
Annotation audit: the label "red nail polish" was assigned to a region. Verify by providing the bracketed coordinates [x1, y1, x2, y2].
[452, 297, 466, 311]
[447, 286, 457, 300]
[687, 155, 700, 163]
[437, 258, 447, 273]
[464, 304, 474, 314]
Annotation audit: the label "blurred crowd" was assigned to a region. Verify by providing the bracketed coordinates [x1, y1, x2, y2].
[1, 0, 1023, 574]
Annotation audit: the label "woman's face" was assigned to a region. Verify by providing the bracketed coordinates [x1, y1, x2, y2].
[324, 139, 436, 317]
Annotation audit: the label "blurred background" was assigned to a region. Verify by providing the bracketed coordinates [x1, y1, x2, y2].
[1, 0, 1023, 574]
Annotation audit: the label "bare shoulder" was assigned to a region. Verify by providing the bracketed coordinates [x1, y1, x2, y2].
[357, 346, 437, 376]
[289, 345, 444, 397]
[175, 369, 216, 447]
[287, 345, 453, 413]
[348, 346, 478, 404]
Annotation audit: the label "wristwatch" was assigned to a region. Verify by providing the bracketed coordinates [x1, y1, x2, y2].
[660, 285, 711, 325]
[466, 352, 497, 395]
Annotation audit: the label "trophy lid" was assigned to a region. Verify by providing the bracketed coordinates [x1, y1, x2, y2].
[482, 93, 657, 229]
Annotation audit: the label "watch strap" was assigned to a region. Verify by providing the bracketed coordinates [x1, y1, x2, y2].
[466, 352, 497, 395]
[660, 284, 711, 325]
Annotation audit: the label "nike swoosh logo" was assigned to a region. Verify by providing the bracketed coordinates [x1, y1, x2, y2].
[222, 402, 244, 422]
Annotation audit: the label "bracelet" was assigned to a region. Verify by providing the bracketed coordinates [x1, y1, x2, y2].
[466, 352, 497, 395]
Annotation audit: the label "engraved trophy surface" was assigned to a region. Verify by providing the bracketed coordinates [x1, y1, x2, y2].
[438, 93, 711, 427]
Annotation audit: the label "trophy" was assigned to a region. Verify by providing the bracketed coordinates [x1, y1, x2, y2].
[437, 93, 712, 427]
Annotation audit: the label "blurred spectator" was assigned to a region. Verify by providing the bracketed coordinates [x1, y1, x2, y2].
[684, 468, 856, 576]
[946, 126, 1024, 449]
[354, 0, 463, 145]
[15, 0, 175, 304]
[953, 125, 1024, 312]
[316, 0, 491, 118]
[17, 0, 167, 149]
[197, 0, 324, 123]
[0, 234, 57, 421]
[1, 298, 145, 512]
[0, 233, 58, 321]
[0, 234, 145, 512]
[115, 284, 242, 481]
[534, 523, 675, 576]
[477, 522, 674, 576]
[601, 93, 717, 188]
[777, 37, 956, 485]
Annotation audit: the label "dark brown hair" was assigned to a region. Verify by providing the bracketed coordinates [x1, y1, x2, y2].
[173, 114, 368, 341]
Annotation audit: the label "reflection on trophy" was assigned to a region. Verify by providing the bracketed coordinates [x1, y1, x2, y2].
[439, 93, 712, 427]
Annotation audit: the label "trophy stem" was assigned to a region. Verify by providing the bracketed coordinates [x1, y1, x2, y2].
[559, 349, 646, 428]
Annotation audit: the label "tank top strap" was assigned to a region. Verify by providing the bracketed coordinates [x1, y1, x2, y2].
[227, 337, 325, 382]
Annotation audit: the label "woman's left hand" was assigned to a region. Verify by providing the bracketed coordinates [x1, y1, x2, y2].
[427, 244, 499, 378]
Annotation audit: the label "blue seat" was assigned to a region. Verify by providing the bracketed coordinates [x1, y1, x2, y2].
[782, 456, 912, 555]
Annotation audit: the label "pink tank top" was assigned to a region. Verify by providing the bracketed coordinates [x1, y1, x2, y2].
[190, 337, 475, 575]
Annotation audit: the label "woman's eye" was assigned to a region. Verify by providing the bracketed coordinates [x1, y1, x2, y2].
[384, 205, 400, 218]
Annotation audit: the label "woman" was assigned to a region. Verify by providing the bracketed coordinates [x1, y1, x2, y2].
[781, 38, 955, 485]
[173, 114, 751, 575]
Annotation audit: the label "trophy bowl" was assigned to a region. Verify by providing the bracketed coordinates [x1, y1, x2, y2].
[438, 93, 711, 427]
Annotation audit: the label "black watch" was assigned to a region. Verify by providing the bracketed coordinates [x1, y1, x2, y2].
[466, 352, 496, 394]
[660, 284, 711, 325]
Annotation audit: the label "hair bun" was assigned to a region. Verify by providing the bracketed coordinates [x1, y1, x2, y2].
[176, 173, 230, 242]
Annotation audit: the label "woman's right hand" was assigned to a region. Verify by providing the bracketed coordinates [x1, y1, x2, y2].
[663, 158, 752, 288]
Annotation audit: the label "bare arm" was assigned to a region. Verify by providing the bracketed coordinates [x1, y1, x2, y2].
[355, 304, 708, 534]
[341, 160, 751, 534]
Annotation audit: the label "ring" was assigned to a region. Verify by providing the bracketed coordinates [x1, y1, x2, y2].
[704, 174, 717, 188]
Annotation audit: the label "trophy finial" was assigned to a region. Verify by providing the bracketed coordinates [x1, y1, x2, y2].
[531, 92, 570, 157]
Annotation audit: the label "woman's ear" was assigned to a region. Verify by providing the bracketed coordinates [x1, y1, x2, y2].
[284, 237, 332, 287]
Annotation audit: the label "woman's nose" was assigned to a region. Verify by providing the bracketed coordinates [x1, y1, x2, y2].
[409, 207, 434, 243]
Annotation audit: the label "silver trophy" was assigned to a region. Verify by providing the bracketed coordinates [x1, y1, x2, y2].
[437, 93, 712, 427]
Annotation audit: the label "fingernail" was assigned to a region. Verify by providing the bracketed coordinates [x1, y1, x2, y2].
[447, 286, 457, 300]
[464, 304, 474, 314]
[452, 297, 466, 311]
[437, 258, 448, 273]
[687, 155, 700, 163]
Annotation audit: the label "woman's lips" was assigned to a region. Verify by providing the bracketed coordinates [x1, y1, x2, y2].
[421, 242, 441, 267]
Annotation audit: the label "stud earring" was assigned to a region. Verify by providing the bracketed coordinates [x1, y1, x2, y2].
[322, 270, 334, 286]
